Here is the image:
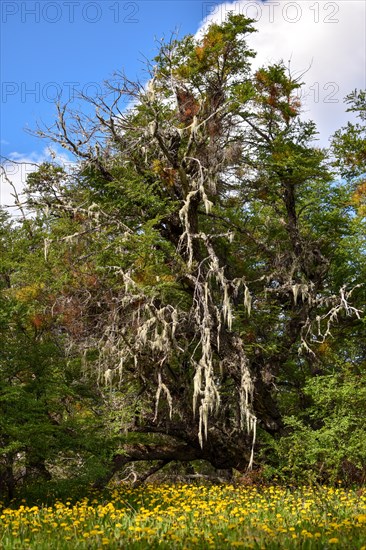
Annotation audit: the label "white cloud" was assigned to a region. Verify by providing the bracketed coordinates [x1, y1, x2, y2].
[199, 0, 366, 145]
[0, 147, 73, 218]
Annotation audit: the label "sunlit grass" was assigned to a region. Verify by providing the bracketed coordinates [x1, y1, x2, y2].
[1, 484, 366, 548]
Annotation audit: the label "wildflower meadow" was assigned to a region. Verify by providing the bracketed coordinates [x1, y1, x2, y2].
[1, 483, 366, 549]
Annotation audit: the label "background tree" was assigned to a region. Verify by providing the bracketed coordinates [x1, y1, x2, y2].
[0, 207, 119, 501]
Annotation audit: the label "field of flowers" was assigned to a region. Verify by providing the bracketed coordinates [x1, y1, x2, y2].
[0, 483, 366, 549]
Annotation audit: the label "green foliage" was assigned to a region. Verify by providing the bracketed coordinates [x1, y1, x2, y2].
[263, 366, 366, 485]
[0, 213, 117, 501]
[155, 13, 256, 87]
[332, 89, 366, 179]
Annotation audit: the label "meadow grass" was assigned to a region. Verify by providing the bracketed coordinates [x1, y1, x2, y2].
[0, 483, 366, 549]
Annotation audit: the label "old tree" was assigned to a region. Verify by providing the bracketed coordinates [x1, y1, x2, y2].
[1, 15, 365, 493]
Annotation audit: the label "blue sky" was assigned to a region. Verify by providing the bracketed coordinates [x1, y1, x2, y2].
[1, 1, 365, 209]
[1, 1, 209, 157]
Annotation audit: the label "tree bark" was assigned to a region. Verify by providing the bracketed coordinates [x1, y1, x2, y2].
[94, 443, 200, 488]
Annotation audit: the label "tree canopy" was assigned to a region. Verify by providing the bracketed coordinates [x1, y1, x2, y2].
[1, 14, 365, 499]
